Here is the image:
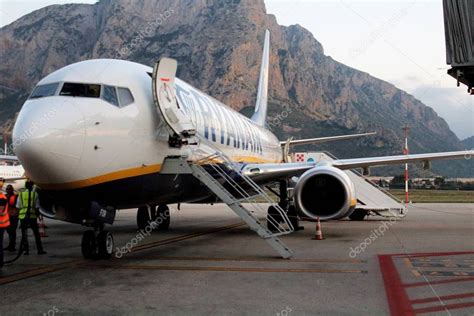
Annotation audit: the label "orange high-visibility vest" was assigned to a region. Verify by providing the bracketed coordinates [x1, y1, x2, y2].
[8, 194, 16, 206]
[7, 194, 18, 217]
[0, 193, 10, 228]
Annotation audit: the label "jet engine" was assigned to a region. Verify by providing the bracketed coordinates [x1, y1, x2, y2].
[293, 166, 357, 220]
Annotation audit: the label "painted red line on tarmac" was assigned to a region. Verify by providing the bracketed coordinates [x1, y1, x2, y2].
[404, 276, 474, 288]
[413, 302, 474, 314]
[397, 251, 474, 258]
[379, 255, 414, 316]
[411, 292, 474, 304]
[378, 251, 474, 258]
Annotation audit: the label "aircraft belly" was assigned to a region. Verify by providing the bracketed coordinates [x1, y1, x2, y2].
[41, 173, 212, 211]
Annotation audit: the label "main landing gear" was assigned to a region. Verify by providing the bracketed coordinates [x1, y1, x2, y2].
[267, 180, 303, 232]
[81, 224, 114, 259]
[349, 209, 369, 221]
[136, 204, 171, 231]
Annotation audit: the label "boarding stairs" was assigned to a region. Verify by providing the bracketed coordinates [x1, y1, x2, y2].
[152, 57, 293, 258]
[161, 147, 294, 259]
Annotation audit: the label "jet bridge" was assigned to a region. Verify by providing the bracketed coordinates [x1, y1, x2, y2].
[443, 0, 474, 94]
[291, 152, 406, 218]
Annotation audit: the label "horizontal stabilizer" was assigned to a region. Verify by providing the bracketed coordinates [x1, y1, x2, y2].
[280, 132, 376, 147]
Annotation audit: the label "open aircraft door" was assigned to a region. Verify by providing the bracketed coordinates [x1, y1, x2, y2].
[152, 58, 196, 144]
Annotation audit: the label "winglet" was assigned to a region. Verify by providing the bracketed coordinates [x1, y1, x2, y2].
[251, 30, 270, 127]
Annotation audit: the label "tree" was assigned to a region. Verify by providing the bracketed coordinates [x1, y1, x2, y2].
[434, 176, 445, 187]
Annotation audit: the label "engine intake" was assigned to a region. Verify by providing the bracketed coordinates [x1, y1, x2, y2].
[294, 166, 356, 220]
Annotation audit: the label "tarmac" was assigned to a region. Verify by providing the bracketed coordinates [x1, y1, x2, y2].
[0, 203, 473, 316]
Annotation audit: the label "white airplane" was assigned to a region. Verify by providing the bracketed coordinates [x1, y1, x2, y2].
[0, 155, 26, 190]
[12, 30, 471, 259]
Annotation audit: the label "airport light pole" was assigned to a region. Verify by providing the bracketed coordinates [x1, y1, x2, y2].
[402, 125, 410, 207]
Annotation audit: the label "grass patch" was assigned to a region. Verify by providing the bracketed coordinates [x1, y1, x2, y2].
[388, 189, 474, 203]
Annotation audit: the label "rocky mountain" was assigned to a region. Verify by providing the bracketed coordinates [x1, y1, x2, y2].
[463, 136, 474, 149]
[0, 0, 471, 176]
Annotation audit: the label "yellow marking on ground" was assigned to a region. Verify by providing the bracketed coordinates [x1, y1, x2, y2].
[119, 256, 366, 264]
[0, 222, 246, 284]
[130, 222, 246, 253]
[404, 258, 414, 269]
[101, 265, 366, 274]
[411, 269, 422, 277]
[0, 260, 82, 285]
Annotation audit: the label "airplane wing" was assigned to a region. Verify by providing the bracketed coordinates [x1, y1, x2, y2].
[331, 151, 472, 170]
[242, 150, 473, 180]
[4, 177, 26, 181]
[280, 132, 376, 147]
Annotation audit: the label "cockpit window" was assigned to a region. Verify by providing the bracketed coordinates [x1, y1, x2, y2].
[59, 83, 101, 98]
[29, 83, 60, 99]
[117, 87, 134, 107]
[102, 85, 119, 106]
[28, 82, 134, 109]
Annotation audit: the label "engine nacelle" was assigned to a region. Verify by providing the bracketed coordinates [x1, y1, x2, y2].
[293, 166, 357, 220]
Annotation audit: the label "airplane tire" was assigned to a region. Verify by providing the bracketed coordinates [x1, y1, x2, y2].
[81, 230, 97, 259]
[156, 204, 170, 231]
[349, 209, 368, 221]
[97, 231, 114, 259]
[137, 206, 150, 230]
[287, 205, 299, 229]
[267, 206, 281, 232]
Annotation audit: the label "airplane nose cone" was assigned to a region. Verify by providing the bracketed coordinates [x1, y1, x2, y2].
[13, 98, 86, 185]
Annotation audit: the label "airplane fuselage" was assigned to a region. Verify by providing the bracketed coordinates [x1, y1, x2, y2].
[12, 59, 281, 219]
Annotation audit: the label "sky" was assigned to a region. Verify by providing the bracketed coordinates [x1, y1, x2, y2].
[0, 0, 472, 139]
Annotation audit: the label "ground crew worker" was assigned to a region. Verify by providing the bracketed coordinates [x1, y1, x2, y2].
[17, 181, 46, 255]
[5, 185, 18, 252]
[0, 194, 9, 268]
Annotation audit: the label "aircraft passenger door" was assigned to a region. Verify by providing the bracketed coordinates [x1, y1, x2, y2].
[152, 58, 196, 141]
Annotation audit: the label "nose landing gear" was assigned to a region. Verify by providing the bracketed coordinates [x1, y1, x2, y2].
[81, 202, 116, 260]
[81, 225, 114, 259]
